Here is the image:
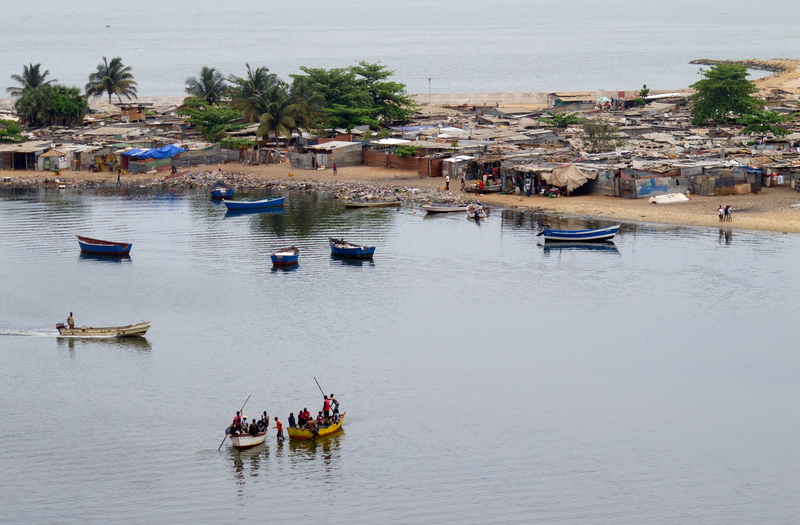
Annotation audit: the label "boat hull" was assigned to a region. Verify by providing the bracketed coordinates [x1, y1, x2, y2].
[229, 432, 267, 449]
[56, 321, 152, 338]
[223, 197, 285, 210]
[271, 246, 300, 266]
[329, 237, 375, 259]
[76, 235, 132, 256]
[287, 413, 346, 441]
[540, 224, 621, 242]
[466, 204, 485, 219]
[422, 204, 468, 213]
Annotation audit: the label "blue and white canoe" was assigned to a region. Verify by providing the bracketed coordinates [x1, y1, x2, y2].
[271, 246, 300, 267]
[537, 224, 621, 242]
[210, 187, 233, 199]
[222, 196, 285, 210]
[77, 235, 132, 256]
[329, 237, 376, 259]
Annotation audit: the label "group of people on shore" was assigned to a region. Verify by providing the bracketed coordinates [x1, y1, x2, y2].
[228, 394, 340, 442]
[717, 204, 734, 222]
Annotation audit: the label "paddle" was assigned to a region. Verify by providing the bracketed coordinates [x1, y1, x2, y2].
[313, 377, 325, 397]
[217, 395, 251, 451]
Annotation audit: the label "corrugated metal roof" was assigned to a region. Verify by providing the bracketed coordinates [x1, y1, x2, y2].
[0, 141, 52, 153]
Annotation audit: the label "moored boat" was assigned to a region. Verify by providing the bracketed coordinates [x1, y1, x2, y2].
[287, 413, 346, 441]
[422, 204, 469, 214]
[228, 431, 267, 449]
[329, 237, 375, 259]
[210, 187, 233, 199]
[76, 235, 132, 256]
[538, 224, 621, 242]
[223, 196, 285, 210]
[271, 246, 300, 266]
[55, 321, 152, 338]
[466, 203, 486, 219]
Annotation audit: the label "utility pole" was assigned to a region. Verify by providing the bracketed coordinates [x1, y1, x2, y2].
[427, 77, 432, 107]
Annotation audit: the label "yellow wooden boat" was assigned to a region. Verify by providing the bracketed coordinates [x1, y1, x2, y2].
[287, 413, 346, 441]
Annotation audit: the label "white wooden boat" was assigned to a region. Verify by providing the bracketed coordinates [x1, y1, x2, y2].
[422, 204, 469, 214]
[466, 203, 486, 219]
[229, 431, 267, 449]
[343, 200, 402, 208]
[55, 321, 152, 337]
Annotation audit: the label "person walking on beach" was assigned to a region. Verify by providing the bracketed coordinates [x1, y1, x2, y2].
[718, 205, 724, 222]
[332, 163, 337, 176]
[725, 205, 733, 222]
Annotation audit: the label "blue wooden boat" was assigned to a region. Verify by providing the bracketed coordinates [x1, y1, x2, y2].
[537, 224, 621, 242]
[210, 187, 233, 199]
[271, 246, 300, 266]
[223, 196, 285, 210]
[329, 237, 375, 259]
[76, 235, 132, 256]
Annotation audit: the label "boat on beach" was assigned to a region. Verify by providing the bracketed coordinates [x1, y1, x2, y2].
[329, 237, 375, 259]
[287, 413, 346, 441]
[55, 321, 152, 338]
[271, 246, 300, 266]
[76, 235, 132, 256]
[421, 204, 469, 214]
[343, 200, 402, 208]
[466, 203, 486, 219]
[537, 224, 621, 242]
[222, 196, 285, 210]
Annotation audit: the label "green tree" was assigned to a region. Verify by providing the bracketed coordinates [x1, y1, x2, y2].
[7, 63, 56, 97]
[185, 67, 227, 105]
[14, 85, 87, 127]
[0, 119, 26, 143]
[350, 61, 415, 125]
[256, 94, 299, 145]
[176, 98, 244, 142]
[538, 111, 584, 127]
[228, 64, 286, 123]
[580, 118, 625, 152]
[85, 56, 138, 104]
[291, 66, 374, 130]
[738, 110, 793, 139]
[690, 64, 761, 125]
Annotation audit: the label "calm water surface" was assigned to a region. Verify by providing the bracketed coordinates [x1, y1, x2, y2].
[0, 187, 799, 524]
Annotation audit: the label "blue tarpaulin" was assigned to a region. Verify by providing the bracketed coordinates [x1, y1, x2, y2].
[121, 148, 146, 157]
[124, 145, 185, 159]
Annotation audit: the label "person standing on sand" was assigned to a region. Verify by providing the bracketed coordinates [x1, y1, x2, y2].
[718, 205, 724, 222]
[445, 174, 450, 190]
[725, 205, 733, 222]
[332, 163, 337, 176]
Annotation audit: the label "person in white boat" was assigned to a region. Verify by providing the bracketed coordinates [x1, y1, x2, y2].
[67, 312, 74, 329]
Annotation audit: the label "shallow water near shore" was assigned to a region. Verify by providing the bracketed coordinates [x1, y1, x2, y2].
[0, 187, 799, 524]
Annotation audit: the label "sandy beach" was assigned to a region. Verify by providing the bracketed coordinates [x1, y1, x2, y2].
[4, 163, 800, 234]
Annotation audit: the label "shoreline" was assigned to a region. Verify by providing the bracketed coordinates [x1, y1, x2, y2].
[4, 164, 800, 235]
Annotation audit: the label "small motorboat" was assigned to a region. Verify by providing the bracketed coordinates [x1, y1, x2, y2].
[537, 224, 621, 242]
[271, 246, 299, 266]
[329, 237, 375, 259]
[421, 204, 469, 214]
[210, 186, 233, 199]
[76, 235, 132, 256]
[466, 203, 486, 219]
[287, 413, 346, 441]
[55, 321, 152, 338]
[222, 196, 285, 210]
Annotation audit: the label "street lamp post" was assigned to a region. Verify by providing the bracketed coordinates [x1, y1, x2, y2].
[427, 77, 432, 107]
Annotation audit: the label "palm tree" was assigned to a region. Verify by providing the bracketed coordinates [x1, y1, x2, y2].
[228, 64, 286, 122]
[7, 63, 56, 97]
[256, 94, 299, 145]
[85, 56, 138, 104]
[185, 66, 227, 105]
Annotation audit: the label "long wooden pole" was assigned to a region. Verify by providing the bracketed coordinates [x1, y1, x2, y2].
[313, 377, 325, 397]
[217, 395, 251, 451]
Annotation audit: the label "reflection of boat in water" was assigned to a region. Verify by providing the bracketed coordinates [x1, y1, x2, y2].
[56, 321, 152, 338]
[79, 252, 132, 263]
[287, 413, 346, 441]
[343, 200, 401, 208]
[538, 224, 620, 242]
[56, 336, 152, 351]
[224, 207, 285, 218]
[542, 242, 619, 254]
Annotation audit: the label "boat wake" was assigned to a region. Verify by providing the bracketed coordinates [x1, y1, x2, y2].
[0, 329, 59, 337]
